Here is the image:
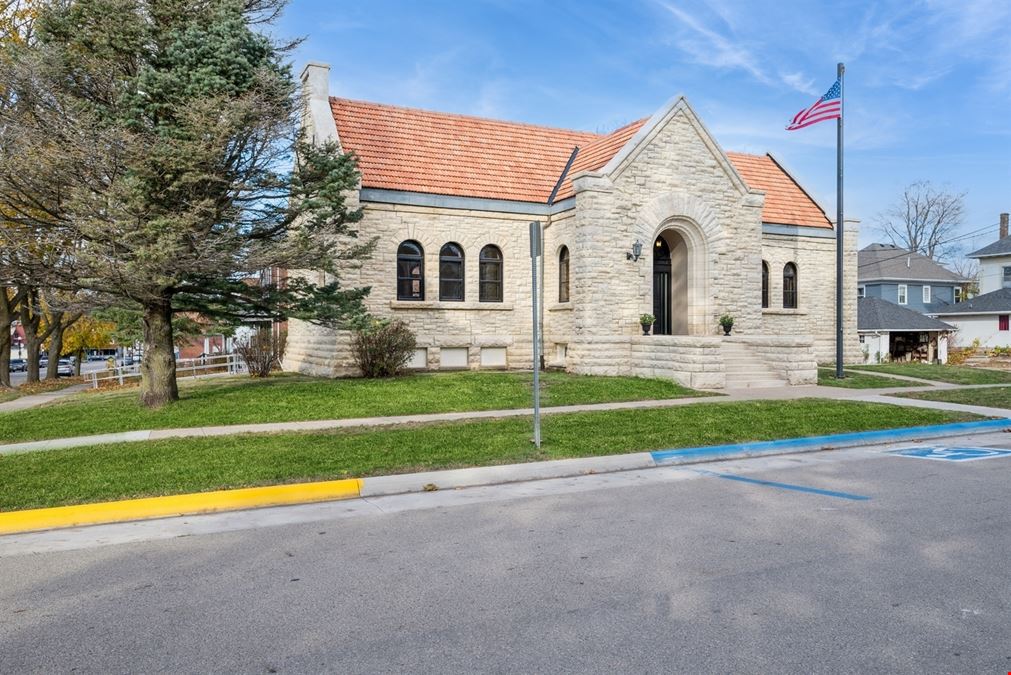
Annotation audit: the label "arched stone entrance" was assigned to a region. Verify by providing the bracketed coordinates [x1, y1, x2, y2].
[652, 231, 689, 335]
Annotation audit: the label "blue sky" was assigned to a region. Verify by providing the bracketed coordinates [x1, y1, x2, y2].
[277, 0, 1010, 259]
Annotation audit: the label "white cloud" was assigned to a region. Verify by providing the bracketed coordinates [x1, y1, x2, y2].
[780, 71, 818, 96]
[655, 1, 773, 86]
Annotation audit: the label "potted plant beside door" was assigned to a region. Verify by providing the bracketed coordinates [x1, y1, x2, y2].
[719, 314, 734, 336]
[639, 313, 656, 336]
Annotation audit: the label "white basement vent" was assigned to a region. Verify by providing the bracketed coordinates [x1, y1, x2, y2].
[480, 347, 507, 368]
[440, 347, 469, 369]
[407, 348, 427, 369]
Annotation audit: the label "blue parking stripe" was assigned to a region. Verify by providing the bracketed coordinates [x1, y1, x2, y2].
[700, 470, 870, 501]
[650, 418, 1011, 465]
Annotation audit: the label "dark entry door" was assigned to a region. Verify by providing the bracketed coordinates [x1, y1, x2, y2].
[653, 236, 672, 335]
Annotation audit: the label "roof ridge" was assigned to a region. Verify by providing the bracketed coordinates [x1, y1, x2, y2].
[331, 97, 602, 139]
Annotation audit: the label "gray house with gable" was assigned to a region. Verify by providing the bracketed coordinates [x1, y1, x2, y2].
[858, 244, 967, 313]
[857, 244, 965, 363]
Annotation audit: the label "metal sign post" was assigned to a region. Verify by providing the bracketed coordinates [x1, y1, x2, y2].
[529, 221, 542, 448]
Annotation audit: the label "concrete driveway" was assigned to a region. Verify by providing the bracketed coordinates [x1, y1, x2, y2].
[1, 435, 1009, 673]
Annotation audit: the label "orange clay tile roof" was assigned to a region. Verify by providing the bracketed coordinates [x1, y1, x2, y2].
[332, 98, 831, 228]
[725, 152, 830, 229]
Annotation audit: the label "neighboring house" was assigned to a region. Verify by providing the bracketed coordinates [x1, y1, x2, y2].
[857, 244, 968, 313]
[285, 63, 861, 389]
[858, 297, 953, 364]
[966, 213, 1011, 295]
[927, 213, 1011, 351]
[930, 289, 1011, 350]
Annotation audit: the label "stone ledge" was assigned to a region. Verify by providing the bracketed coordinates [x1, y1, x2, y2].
[389, 301, 515, 311]
[762, 308, 810, 316]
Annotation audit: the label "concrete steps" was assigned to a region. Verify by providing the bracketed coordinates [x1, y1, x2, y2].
[721, 340, 788, 389]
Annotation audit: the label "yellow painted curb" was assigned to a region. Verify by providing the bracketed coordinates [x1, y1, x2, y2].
[0, 478, 363, 535]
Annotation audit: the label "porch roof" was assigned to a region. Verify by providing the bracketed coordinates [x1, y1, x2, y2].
[858, 297, 953, 332]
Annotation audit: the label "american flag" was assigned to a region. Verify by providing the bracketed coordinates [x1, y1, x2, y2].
[786, 79, 842, 131]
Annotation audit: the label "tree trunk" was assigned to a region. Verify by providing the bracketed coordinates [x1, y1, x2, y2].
[0, 286, 23, 389]
[25, 337, 41, 384]
[0, 335, 10, 389]
[74, 349, 83, 377]
[45, 311, 65, 381]
[19, 288, 54, 385]
[139, 299, 178, 408]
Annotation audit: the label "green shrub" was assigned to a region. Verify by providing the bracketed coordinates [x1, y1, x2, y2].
[351, 319, 417, 378]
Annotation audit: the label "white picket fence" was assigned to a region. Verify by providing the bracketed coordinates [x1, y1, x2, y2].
[87, 353, 246, 389]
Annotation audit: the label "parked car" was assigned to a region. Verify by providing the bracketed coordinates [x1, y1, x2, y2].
[57, 359, 74, 377]
[8, 358, 27, 372]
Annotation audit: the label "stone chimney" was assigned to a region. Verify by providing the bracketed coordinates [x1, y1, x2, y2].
[1001, 212, 1009, 240]
[299, 62, 340, 145]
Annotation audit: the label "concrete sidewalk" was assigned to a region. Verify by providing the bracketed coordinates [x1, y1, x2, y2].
[0, 383, 90, 413]
[2, 382, 1009, 456]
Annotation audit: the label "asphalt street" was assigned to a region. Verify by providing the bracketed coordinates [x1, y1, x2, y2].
[1, 438, 1010, 673]
[7, 360, 106, 387]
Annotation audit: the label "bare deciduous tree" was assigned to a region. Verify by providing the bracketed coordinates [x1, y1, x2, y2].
[950, 258, 980, 300]
[877, 181, 966, 261]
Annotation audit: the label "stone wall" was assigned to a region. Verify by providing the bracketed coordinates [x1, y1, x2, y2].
[286, 202, 541, 377]
[760, 225, 860, 364]
[563, 335, 725, 389]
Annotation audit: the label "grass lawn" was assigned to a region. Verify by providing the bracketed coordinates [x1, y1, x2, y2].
[0, 371, 710, 443]
[849, 363, 1011, 385]
[897, 386, 1011, 410]
[817, 368, 918, 389]
[0, 398, 979, 511]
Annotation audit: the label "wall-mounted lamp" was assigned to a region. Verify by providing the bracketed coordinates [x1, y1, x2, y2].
[626, 239, 643, 262]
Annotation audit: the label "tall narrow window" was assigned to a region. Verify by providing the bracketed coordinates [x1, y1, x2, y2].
[479, 245, 503, 303]
[922, 285, 931, 304]
[1000, 315, 1009, 332]
[397, 240, 424, 301]
[439, 242, 465, 301]
[558, 246, 570, 303]
[761, 261, 769, 309]
[783, 263, 798, 309]
[897, 284, 908, 305]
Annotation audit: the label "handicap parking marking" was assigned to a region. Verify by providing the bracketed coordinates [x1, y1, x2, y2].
[693, 469, 870, 501]
[888, 446, 1011, 462]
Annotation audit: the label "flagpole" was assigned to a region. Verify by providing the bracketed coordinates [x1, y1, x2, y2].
[835, 62, 845, 379]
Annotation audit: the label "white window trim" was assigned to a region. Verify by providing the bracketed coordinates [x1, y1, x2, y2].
[922, 285, 931, 303]
[897, 284, 908, 305]
[857, 285, 865, 298]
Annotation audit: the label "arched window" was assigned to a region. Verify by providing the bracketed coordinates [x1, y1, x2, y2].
[783, 262, 798, 309]
[439, 242, 465, 301]
[761, 261, 769, 309]
[558, 246, 570, 303]
[397, 240, 424, 301]
[479, 245, 503, 303]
